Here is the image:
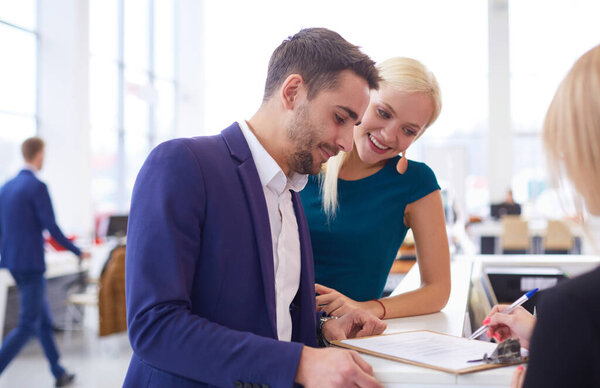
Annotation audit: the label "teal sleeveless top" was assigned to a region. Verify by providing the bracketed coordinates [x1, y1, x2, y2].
[300, 155, 440, 301]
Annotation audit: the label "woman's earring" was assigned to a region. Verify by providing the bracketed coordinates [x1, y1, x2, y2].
[396, 151, 408, 174]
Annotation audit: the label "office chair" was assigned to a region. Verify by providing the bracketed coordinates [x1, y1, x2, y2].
[544, 220, 574, 254]
[500, 215, 530, 254]
[63, 245, 127, 340]
[97, 245, 127, 336]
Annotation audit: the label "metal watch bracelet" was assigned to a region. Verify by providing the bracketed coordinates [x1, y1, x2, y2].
[318, 315, 339, 347]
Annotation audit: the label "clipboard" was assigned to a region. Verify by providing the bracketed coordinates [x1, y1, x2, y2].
[331, 330, 527, 374]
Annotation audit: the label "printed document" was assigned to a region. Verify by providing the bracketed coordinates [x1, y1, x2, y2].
[337, 330, 501, 373]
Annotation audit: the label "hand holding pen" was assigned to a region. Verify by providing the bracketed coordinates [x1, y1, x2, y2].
[470, 288, 538, 347]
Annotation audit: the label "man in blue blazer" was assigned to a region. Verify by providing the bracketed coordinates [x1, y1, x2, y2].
[0, 137, 86, 386]
[124, 28, 387, 388]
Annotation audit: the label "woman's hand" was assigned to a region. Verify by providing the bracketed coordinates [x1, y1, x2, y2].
[511, 366, 526, 388]
[315, 284, 383, 318]
[315, 284, 361, 316]
[483, 305, 536, 349]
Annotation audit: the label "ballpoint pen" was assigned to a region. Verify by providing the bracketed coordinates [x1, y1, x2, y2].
[469, 288, 539, 340]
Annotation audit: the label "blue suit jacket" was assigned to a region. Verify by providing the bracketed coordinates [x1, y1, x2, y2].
[0, 169, 80, 272]
[124, 123, 319, 388]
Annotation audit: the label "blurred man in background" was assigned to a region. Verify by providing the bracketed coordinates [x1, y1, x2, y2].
[0, 137, 88, 387]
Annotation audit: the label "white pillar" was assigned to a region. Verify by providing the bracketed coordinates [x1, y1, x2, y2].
[176, 0, 206, 137]
[37, 0, 92, 238]
[488, 0, 512, 203]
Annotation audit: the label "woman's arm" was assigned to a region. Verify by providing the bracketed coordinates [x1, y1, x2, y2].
[316, 190, 451, 319]
[378, 189, 451, 318]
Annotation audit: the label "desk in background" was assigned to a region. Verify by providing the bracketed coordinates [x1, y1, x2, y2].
[0, 243, 116, 338]
[467, 219, 583, 254]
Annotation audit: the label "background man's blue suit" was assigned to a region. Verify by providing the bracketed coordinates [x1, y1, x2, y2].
[124, 123, 319, 387]
[0, 168, 80, 378]
[0, 169, 81, 271]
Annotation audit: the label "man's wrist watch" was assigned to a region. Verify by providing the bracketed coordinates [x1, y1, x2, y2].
[318, 315, 338, 347]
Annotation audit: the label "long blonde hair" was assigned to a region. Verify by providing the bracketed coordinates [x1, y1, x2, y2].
[543, 44, 600, 216]
[321, 57, 442, 217]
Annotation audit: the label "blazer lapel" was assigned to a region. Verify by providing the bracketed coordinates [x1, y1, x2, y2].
[222, 123, 277, 338]
[292, 191, 315, 303]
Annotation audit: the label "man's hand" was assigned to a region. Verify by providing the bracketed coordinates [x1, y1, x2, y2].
[323, 309, 386, 343]
[79, 251, 92, 260]
[295, 346, 383, 388]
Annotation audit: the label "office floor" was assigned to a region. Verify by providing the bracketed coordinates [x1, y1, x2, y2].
[0, 329, 132, 387]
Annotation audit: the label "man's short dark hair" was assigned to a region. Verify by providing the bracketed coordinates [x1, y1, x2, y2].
[21, 137, 45, 162]
[263, 28, 380, 101]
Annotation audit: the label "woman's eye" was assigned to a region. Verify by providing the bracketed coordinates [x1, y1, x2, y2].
[335, 114, 345, 124]
[404, 127, 417, 136]
[377, 108, 391, 119]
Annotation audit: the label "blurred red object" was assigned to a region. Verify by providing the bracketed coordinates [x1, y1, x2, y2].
[45, 235, 76, 251]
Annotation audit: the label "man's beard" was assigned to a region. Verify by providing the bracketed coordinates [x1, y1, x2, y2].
[286, 104, 329, 175]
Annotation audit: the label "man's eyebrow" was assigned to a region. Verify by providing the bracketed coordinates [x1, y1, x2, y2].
[336, 106, 359, 122]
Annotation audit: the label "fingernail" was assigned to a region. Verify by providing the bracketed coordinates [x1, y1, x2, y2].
[517, 366, 524, 371]
[482, 318, 490, 325]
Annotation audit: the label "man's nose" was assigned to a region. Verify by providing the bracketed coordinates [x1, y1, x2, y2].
[336, 126, 354, 152]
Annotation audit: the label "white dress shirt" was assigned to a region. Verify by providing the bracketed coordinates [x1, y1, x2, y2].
[238, 120, 308, 341]
[23, 163, 39, 174]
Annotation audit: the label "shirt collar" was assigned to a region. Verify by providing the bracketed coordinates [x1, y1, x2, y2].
[238, 120, 308, 195]
[23, 164, 39, 175]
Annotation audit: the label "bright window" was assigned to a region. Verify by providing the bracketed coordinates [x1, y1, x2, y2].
[510, 0, 600, 134]
[509, 0, 600, 212]
[0, 1, 36, 30]
[89, 0, 176, 213]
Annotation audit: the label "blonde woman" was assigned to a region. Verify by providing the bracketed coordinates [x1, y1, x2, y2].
[483, 44, 600, 388]
[300, 57, 451, 319]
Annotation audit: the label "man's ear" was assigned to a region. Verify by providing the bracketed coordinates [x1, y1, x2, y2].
[280, 74, 305, 110]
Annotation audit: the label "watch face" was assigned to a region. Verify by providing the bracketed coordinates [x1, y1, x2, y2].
[321, 315, 338, 323]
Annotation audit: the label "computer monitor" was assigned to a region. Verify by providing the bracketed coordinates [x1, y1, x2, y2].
[485, 266, 568, 314]
[490, 203, 521, 219]
[106, 215, 128, 237]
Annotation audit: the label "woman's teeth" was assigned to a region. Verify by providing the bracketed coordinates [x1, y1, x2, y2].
[369, 134, 389, 150]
